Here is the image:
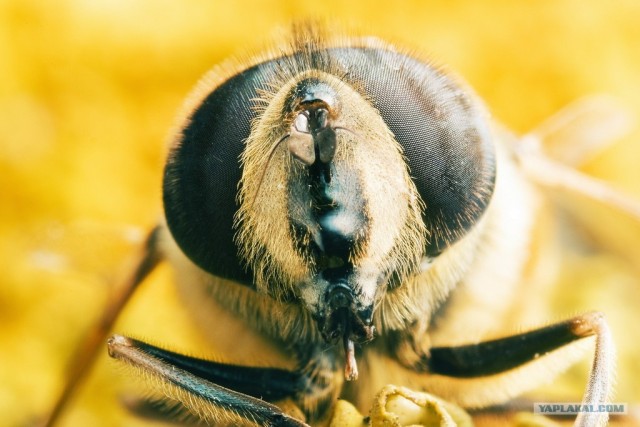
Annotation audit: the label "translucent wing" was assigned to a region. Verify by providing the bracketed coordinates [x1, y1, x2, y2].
[525, 95, 635, 167]
[513, 96, 640, 262]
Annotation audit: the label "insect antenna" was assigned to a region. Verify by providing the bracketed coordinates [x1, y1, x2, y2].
[247, 133, 291, 210]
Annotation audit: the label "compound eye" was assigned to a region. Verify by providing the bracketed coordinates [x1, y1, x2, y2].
[162, 62, 275, 284]
[397, 92, 496, 256]
[347, 50, 497, 256]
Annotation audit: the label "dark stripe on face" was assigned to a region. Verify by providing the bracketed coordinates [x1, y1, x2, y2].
[287, 159, 368, 272]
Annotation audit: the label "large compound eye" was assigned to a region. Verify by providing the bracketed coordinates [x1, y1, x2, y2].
[162, 63, 275, 284]
[351, 51, 497, 256]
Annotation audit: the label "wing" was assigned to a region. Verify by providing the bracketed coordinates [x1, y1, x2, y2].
[512, 96, 640, 261]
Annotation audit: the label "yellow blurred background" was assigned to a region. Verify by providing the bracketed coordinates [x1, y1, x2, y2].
[1, 0, 639, 426]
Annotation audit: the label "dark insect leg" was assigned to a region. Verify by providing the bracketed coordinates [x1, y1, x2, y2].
[426, 312, 614, 426]
[117, 336, 305, 401]
[42, 227, 163, 427]
[107, 335, 309, 427]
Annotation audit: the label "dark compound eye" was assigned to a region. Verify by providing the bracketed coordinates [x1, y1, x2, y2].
[163, 45, 496, 283]
[162, 63, 269, 285]
[352, 52, 496, 256]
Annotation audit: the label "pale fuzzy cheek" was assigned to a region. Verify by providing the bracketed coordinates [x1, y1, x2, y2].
[298, 277, 328, 313]
[351, 266, 381, 307]
[354, 149, 415, 266]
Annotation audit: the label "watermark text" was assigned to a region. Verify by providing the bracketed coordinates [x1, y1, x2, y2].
[534, 403, 627, 415]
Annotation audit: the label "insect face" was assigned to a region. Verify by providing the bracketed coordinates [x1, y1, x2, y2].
[237, 70, 427, 367]
[163, 35, 498, 383]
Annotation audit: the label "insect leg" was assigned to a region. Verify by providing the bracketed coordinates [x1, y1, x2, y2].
[42, 227, 163, 427]
[426, 312, 614, 426]
[107, 335, 309, 427]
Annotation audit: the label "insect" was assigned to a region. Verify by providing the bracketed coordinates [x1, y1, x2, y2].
[42, 24, 640, 427]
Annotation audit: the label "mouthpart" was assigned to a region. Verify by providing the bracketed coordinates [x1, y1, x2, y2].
[320, 283, 375, 381]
